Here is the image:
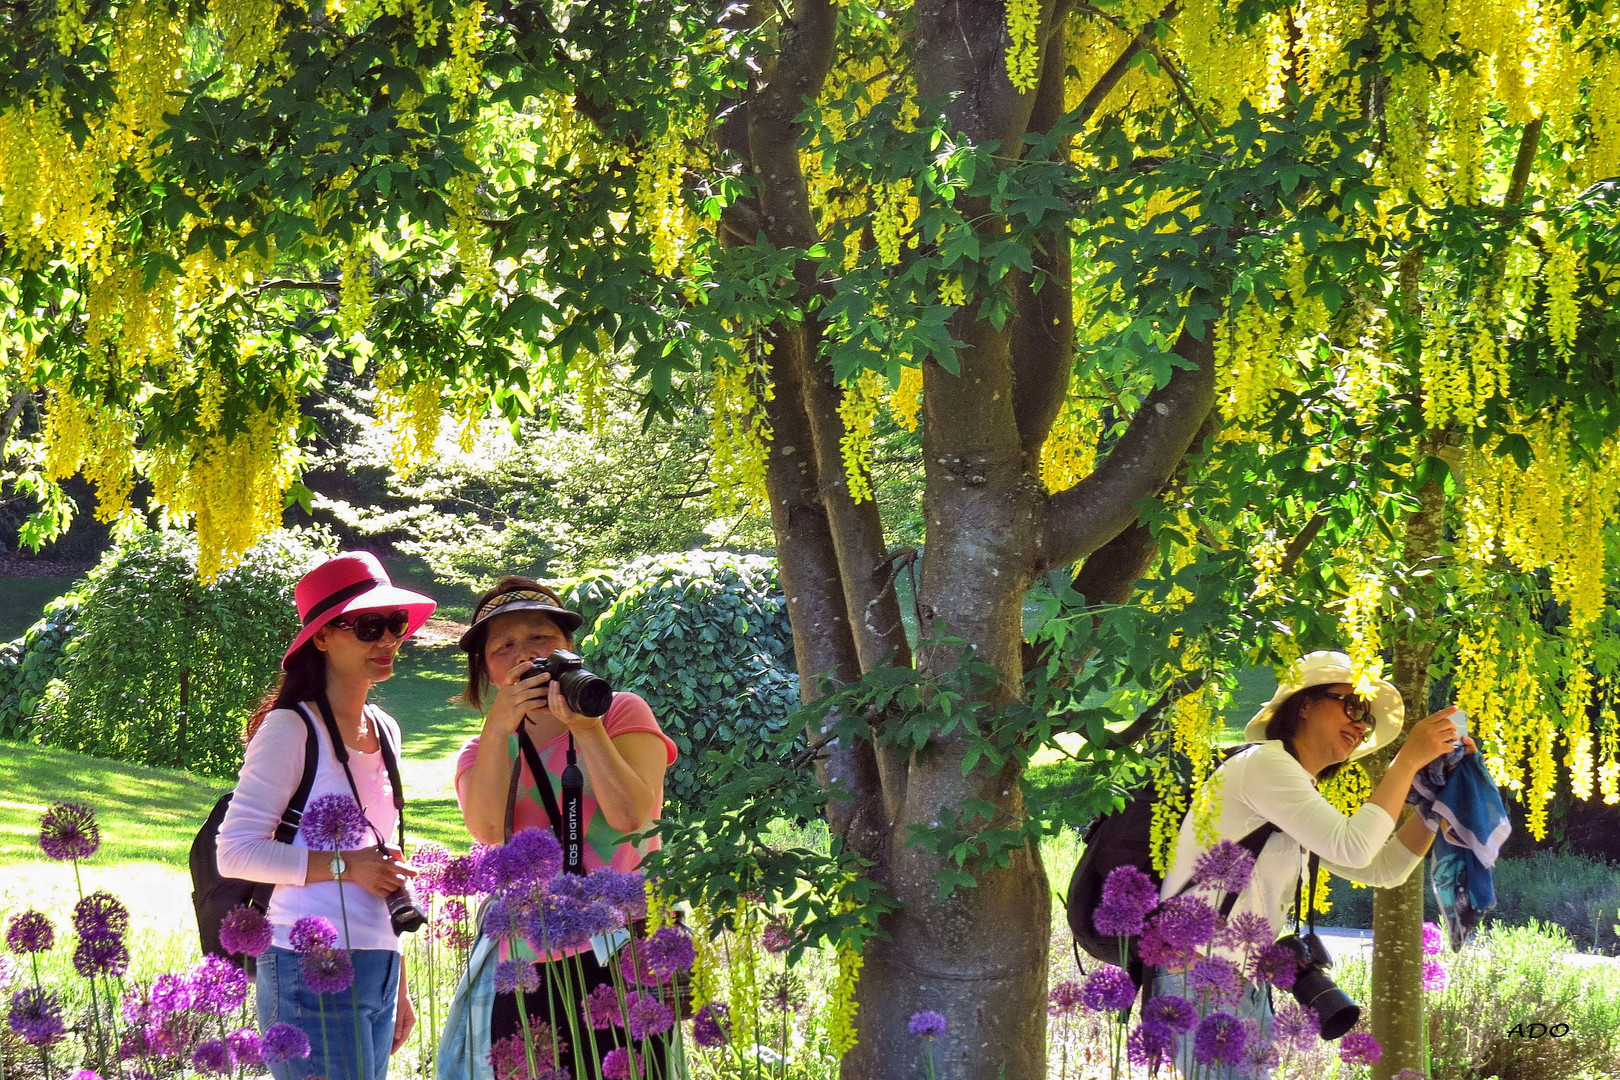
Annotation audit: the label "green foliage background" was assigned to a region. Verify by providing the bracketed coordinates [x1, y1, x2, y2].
[0, 594, 82, 740]
[33, 528, 325, 777]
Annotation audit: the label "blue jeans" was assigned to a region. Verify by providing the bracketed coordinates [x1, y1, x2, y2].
[1153, 968, 1274, 1080]
[256, 946, 401, 1080]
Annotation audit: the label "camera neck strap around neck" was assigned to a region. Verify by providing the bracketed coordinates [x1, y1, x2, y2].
[309, 694, 405, 853]
[1295, 849, 1322, 937]
[513, 722, 585, 875]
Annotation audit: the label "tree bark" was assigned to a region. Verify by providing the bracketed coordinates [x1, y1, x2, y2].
[1370, 458, 1446, 1080]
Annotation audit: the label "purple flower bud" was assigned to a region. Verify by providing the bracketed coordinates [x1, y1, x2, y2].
[580, 868, 648, 921]
[1250, 942, 1299, 990]
[582, 983, 621, 1030]
[261, 1022, 312, 1063]
[149, 972, 195, 1016]
[1188, 956, 1243, 1006]
[692, 1001, 730, 1048]
[1141, 994, 1197, 1035]
[5, 911, 54, 954]
[300, 793, 368, 851]
[1422, 921, 1444, 956]
[7, 987, 65, 1046]
[290, 916, 339, 955]
[1271, 1000, 1320, 1051]
[626, 991, 674, 1039]
[228, 1027, 264, 1067]
[73, 935, 130, 978]
[1093, 901, 1146, 938]
[39, 802, 99, 862]
[1099, 865, 1159, 923]
[190, 955, 250, 1015]
[437, 855, 481, 898]
[1339, 1031, 1382, 1065]
[192, 1038, 235, 1075]
[761, 920, 792, 953]
[1047, 980, 1084, 1017]
[301, 947, 355, 995]
[1191, 840, 1257, 895]
[602, 1046, 640, 1080]
[1127, 1021, 1176, 1068]
[1137, 925, 1198, 970]
[219, 906, 273, 958]
[1422, 958, 1449, 992]
[1079, 965, 1138, 1012]
[493, 960, 540, 995]
[72, 892, 129, 941]
[908, 1010, 947, 1038]
[1150, 895, 1218, 950]
[482, 828, 563, 891]
[1213, 912, 1274, 956]
[1192, 1011, 1246, 1066]
[641, 926, 696, 978]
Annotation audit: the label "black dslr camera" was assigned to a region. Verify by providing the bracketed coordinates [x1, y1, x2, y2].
[1275, 932, 1360, 1039]
[523, 649, 614, 717]
[385, 883, 427, 935]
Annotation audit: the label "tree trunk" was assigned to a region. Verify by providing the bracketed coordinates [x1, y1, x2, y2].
[1370, 461, 1446, 1079]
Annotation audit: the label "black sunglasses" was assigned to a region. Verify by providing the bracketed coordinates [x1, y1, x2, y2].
[330, 610, 411, 642]
[1317, 689, 1370, 727]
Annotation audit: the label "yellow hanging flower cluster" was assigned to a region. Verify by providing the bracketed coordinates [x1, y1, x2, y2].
[1173, 0, 1288, 122]
[1214, 295, 1290, 424]
[1003, 0, 1044, 94]
[889, 365, 923, 434]
[837, 369, 884, 504]
[1318, 762, 1372, 815]
[337, 241, 375, 339]
[1339, 569, 1386, 691]
[635, 118, 702, 277]
[210, 0, 287, 86]
[708, 338, 774, 514]
[40, 383, 136, 522]
[445, 1, 487, 113]
[1039, 386, 1098, 493]
[825, 891, 865, 1061]
[575, 335, 612, 436]
[1542, 232, 1582, 361]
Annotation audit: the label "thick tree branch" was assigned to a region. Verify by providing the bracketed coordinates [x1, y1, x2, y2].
[1071, 3, 1178, 129]
[1276, 511, 1327, 576]
[1103, 672, 1207, 751]
[255, 279, 341, 292]
[1042, 328, 1217, 569]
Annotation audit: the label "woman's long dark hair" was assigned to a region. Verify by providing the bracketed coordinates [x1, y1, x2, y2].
[246, 641, 328, 742]
[1265, 686, 1346, 782]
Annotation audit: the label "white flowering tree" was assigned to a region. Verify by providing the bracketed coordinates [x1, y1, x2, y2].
[3, 1, 1620, 1078]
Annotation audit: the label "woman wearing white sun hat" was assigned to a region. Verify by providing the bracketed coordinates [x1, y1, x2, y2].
[1151, 650, 1478, 1077]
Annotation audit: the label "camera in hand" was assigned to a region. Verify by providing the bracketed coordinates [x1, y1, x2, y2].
[523, 649, 614, 717]
[385, 883, 427, 934]
[1275, 932, 1360, 1039]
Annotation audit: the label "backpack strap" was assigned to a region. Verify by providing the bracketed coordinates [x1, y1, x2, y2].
[249, 708, 320, 915]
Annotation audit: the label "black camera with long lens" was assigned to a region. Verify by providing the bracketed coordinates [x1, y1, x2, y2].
[523, 649, 614, 717]
[1276, 932, 1360, 1039]
[385, 884, 427, 934]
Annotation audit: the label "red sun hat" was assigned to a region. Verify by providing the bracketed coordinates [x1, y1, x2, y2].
[282, 551, 437, 669]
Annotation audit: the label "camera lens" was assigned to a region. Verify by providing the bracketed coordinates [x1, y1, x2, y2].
[386, 888, 427, 935]
[1293, 968, 1360, 1040]
[557, 668, 613, 716]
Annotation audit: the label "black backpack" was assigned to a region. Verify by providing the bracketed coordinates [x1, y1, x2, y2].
[190, 706, 319, 970]
[1064, 743, 1278, 983]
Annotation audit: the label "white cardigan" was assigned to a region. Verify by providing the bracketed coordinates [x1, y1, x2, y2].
[1159, 741, 1423, 961]
[217, 705, 403, 953]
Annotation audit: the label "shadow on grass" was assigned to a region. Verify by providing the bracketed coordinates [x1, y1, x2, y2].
[374, 641, 481, 767]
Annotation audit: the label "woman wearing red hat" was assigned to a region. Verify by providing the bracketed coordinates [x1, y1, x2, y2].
[218, 551, 436, 1080]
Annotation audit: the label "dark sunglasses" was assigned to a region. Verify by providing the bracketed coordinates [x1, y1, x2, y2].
[330, 609, 411, 642]
[1317, 689, 1370, 727]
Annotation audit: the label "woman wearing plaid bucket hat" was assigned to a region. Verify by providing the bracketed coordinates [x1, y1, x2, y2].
[218, 551, 436, 1080]
[449, 576, 678, 1080]
[1148, 651, 1479, 1078]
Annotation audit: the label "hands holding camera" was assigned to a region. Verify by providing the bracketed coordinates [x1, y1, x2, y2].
[485, 652, 612, 739]
[312, 843, 417, 899]
[1394, 706, 1479, 770]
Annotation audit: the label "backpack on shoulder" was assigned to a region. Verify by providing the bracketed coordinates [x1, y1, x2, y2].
[189, 707, 319, 972]
[1064, 742, 1276, 981]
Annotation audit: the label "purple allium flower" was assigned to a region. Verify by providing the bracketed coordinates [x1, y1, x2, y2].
[219, 906, 273, 957]
[1150, 894, 1218, 950]
[0, 955, 12, 989]
[39, 801, 100, 862]
[642, 926, 696, 978]
[301, 947, 355, 995]
[483, 828, 564, 891]
[73, 934, 130, 978]
[72, 892, 130, 941]
[261, 1022, 312, 1064]
[1271, 1001, 1320, 1051]
[494, 960, 540, 995]
[300, 794, 368, 850]
[5, 911, 54, 954]
[1188, 956, 1243, 1006]
[227, 1027, 264, 1067]
[1137, 925, 1197, 970]
[618, 944, 655, 987]
[1092, 902, 1146, 938]
[289, 916, 339, 954]
[69, 1070, 102, 1080]
[1241, 1022, 1281, 1075]
[1079, 965, 1138, 1012]
[1126, 1022, 1176, 1068]
[148, 973, 194, 1017]
[1100, 864, 1160, 919]
[1422, 921, 1443, 956]
[488, 1028, 561, 1080]
[191, 955, 250, 1014]
[580, 868, 648, 921]
[761, 920, 792, 953]
[1250, 941, 1299, 990]
[625, 991, 674, 1039]
[438, 855, 481, 897]
[908, 1011, 947, 1038]
[192, 1038, 235, 1074]
[1192, 840, 1257, 894]
[1339, 1031, 1382, 1065]
[582, 983, 621, 1030]
[602, 1046, 640, 1080]
[527, 894, 594, 952]
[692, 1001, 730, 1048]
[1047, 980, 1084, 1017]
[482, 898, 528, 941]
[1422, 958, 1449, 992]
[581, 899, 625, 940]
[1192, 1011, 1246, 1066]
[1141, 994, 1197, 1035]
[410, 841, 451, 897]
[1214, 912, 1274, 956]
[7, 987, 65, 1046]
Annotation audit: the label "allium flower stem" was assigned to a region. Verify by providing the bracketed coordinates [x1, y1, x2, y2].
[333, 874, 366, 1080]
[514, 989, 539, 1080]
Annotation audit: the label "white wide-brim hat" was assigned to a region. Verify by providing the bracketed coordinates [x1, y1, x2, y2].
[1243, 650, 1404, 761]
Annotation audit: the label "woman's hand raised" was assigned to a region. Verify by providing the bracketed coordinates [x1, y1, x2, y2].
[1394, 706, 1463, 770]
[482, 660, 552, 739]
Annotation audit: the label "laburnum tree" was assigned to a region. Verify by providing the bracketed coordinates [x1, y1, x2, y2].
[2, 1, 1619, 1078]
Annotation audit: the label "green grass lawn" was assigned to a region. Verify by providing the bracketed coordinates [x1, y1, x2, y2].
[0, 574, 82, 640]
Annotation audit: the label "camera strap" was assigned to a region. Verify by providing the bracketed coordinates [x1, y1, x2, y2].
[1294, 849, 1322, 936]
[514, 723, 586, 875]
[309, 695, 406, 853]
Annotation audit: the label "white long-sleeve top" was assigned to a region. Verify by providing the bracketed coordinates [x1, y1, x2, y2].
[1159, 741, 1423, 961]
[217, 704, 403, 953]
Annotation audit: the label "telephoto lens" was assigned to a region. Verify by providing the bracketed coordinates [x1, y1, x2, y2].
[386, 886, 427, 934]
[1278, 932, 1360, 1039]
[526, 649, 614, 716]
